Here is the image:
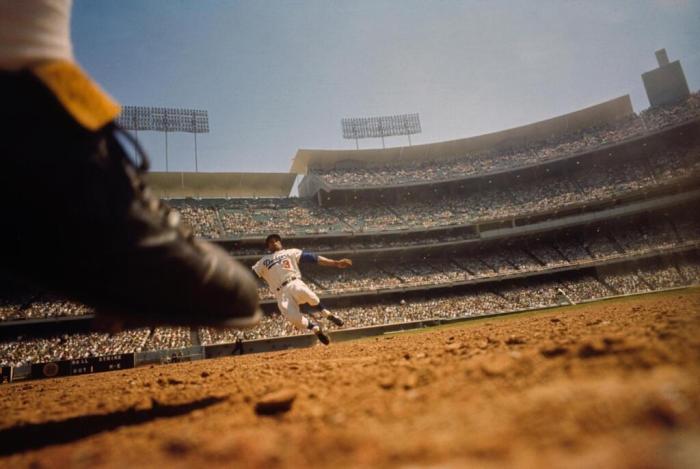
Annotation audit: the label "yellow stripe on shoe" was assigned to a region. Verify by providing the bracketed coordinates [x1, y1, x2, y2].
[31, 60, 120, 131]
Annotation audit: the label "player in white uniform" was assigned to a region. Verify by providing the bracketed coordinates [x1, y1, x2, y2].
[252, 234, 352, 345]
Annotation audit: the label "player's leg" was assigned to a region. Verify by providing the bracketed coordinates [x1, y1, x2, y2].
[0, 68, 260, 328]
[279, 292, 330, 345]
[293, 282, 345, 327]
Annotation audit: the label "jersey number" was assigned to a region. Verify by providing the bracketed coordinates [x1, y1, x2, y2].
[282, 259, 292, 269]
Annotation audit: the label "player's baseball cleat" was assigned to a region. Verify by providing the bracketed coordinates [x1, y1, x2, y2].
[0, 70, 260, 328]
[326, 312, 344, 327]
[312, 325, 331, 345]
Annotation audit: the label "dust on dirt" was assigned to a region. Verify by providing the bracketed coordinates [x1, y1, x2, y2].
[1, 289, 699, 469]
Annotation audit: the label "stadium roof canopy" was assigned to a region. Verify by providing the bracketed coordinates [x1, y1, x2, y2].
[290, 95, 634, 174]
[145, 172, 296, 198]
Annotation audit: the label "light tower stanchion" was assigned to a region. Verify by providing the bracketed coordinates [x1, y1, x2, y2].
[194, 131, 198, 172]
[117, 106, 208, 173]
[165, 130, 169, 172]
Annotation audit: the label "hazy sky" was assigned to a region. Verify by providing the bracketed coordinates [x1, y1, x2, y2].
[72, 0, 700, 174]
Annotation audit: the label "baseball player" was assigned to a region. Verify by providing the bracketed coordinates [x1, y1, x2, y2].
[252, 234, 352, 345]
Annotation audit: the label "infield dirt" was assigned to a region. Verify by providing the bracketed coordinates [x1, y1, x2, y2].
[1, 289, 699, 468]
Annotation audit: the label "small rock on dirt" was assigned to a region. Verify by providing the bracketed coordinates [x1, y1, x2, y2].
[480, 354, 512, 377]
[379, 376, 396, 390]
[578, 340, 608, 358]
[505, 335, 526, 345]
[445, 342, 464, 352]
[403, 374, 419, 389]
[255, 389, 297, 415]
[540, 344, 568, 358]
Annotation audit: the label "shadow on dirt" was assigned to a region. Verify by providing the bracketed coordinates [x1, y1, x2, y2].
[0, 396, 225, 455]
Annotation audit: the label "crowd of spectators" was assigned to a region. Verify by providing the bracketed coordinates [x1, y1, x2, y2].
[636, 264, 687, 290]
[0, 294, 93, 322]
[2, 256, 698, 366]
[229, 233, 473, 258]
[168, 202, 223, 239]
[2, 216, 697, 323]
[639, 91, 700, 130]
[0, 329, 151, 367]
[599, 271, 653, 295]
[203, 258, 700, 344]
[216, 198, 348, 237]
[143, 327, 191, 351]
[291, 218, 699, 294]
[172, 144, 699, 237]
[313, 92, 700, 188]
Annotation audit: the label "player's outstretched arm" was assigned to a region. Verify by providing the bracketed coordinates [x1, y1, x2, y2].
[318, 256, 352, 269]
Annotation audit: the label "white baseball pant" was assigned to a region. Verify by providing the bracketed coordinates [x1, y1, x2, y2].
[275, 279, 320, 331]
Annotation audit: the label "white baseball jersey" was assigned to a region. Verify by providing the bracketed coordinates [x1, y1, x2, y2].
[253, 248, 316, 292]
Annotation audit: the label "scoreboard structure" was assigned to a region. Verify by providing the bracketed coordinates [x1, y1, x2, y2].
[28, 354, 135, 380]
[642, 49, 690, 108]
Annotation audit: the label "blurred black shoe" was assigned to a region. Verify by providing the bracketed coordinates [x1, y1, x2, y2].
[311, 324, 331, 345]
[0, 68, 260, 328]
[325, 310, 344, 327]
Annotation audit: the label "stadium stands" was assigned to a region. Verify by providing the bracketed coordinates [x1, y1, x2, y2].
[1, 93, 699, 368]
[3, 214, 696, 313]
[3, 258, 697, 366]
[172, 141, 699, 237]
[310, 92, 700, 188]
[204, 258, 699, 343]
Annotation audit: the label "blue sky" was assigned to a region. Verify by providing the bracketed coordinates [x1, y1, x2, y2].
[72, 0, 700, 174]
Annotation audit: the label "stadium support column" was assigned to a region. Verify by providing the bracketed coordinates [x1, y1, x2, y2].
[165, 130, 169, 172]
[164, 108, 170, 172]
[192, 111, 199, 172]
[132, 114, 139, 161]
[379, 121, 385, 149]
[134, 129, 139, 160]
[194, 132, 198, 172]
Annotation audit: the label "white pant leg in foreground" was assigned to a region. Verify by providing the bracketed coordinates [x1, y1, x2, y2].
[275, 279, 320, 331]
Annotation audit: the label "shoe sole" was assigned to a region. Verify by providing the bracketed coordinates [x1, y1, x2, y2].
[328, 316, 344, 327]
[315, 331, 331, 345]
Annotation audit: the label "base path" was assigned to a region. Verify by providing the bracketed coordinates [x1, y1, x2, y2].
[1, 289, 699, 468]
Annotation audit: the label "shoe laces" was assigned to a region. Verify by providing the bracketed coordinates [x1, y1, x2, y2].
[110, 123, 194, 241]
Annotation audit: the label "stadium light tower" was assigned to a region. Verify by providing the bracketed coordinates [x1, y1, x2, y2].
[117, 106, 210, 172]
[341, 113, 421, 149]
